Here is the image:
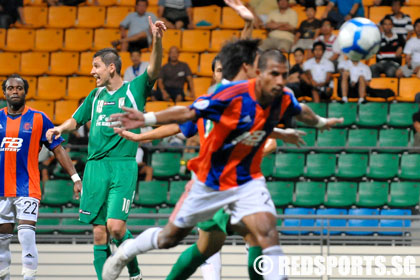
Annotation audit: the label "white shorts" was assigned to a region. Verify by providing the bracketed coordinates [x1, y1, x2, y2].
[172, 177, 276, 228]
[0, 197, 40, 224]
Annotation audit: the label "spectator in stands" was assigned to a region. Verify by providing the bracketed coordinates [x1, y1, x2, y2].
[315, 19, 340, 65]
[156, 46, 195, 102]
[370, 16, 404, 77]
[385, 0, 413, 40]
[0, 0, 26, 29]
[247, 0, 278, 28]
[292, 5, 321, 51]
[321, 0, 364, 29]
[303, 41, 334, 102]
[135, 146, 153, 181]
[44, 0, 85, 5]
[339, 59, 371, 103]
[413, 93, 420, 148]
[124, 50, 149, 82]
[374, 0, 393, 5]
[287, 48, 312, 99]
[396, 18, 420, 78]
[113, 0, 157, 52]
[260, 0, 298, 52]
[158, 0, 193, 29]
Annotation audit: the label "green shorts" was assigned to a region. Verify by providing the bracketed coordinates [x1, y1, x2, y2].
[197, 208, 231, 235]
[79, 158, 138, 225]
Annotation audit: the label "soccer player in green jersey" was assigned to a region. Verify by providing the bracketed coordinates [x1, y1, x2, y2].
[46, 17, 166, 280]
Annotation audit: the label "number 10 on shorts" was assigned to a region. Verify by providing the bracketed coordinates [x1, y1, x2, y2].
[122, 198, 131, 214]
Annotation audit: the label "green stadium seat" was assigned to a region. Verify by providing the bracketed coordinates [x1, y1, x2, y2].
[168, 181, 187, 205]
[389, 182, 420, 207]
[266, 181, 294, 207]
[388, 103, 418, 127]
[400, 154, 420, 180]
[336, 153, 368, 178]
[316, 129, 346, 153]
[261, 153, 274, 177]
[325, 182, 357, 207]
[134, 181, 168, 206]
[328, 103, 357, 126]
[367, 153, 399, 179]
[357, 102, 388, 126]
[378, 129, 409, 153]
[127, 207, 157, 233]
[151, 152, 181, 177]
[42, 180, 73, 206]
[183, 152, 198, 162]
[273, 153, 305, 179]
[60, 207, 91, 233]
[347, 129, 377, 153]
[357, 182, 389, 207]
[276, 208, 283, 227]
[285, 127, 316, 152]
[304, 153, 336, 179]
[294, 182, 326, 207]
[37, 207, 61, 234]
[158, 207, 174, 226]
[297, 103, 327, 126]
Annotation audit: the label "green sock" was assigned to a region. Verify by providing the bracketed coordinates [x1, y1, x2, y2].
[166, 243, 208, 280]
[93, 244, 111, 280]
[112, 230, 141, 277]
[248, 246, 263, 280]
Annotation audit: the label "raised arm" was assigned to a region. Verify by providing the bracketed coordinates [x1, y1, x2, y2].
[52, 145, 82, 199]
[147, 16, 167, 80]
[224, 0, 254, 39]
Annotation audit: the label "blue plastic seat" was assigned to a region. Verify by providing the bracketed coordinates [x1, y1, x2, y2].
[282, 208, 315, 235]
[315, 208, 347, 235]
[347, 208, 379, 235]
[379, 209, 411, 236]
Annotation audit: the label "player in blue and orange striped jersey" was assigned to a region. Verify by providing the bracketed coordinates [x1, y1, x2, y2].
[0, 74, 81, 280]
[103, 49, 343, 280]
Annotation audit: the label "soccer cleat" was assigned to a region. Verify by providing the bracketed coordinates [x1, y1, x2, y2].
[129, 272, 143, 280]
[102, 244, 131, 280]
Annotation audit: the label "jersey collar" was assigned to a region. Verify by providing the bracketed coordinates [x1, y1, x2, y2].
[5, 105, 29, 117]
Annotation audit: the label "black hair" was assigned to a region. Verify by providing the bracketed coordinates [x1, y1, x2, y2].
[321, 18, 333, 27]
[136, 0, 148, 5]
[218, 38, 261, 81]
[305, 5, 316, 11]
[415, 18, 420, 28]
[211, 55, 221, 72]
[380, 15, 393, 25]
[257, 49, 287, 71]
[93, 48, 122, 75]
[2, 74, 29, 94]
[293, 47, 305, 55]
[312, 41, 326, 52]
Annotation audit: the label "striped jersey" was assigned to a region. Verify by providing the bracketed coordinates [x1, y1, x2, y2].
[186, 79, 302, 191]
[0, 106, 63, 200]
[387, 13, 413, 40]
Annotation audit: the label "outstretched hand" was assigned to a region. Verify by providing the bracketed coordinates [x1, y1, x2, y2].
[224, 0, 254, 22]
[320, 117, 344, 131]
[110, 107, 146, 130]
[149, 16, 167, 39]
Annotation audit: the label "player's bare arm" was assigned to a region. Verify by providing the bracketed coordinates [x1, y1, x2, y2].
[46, 118, 78, 143]
[110, 106, 196, 130]
[224, 0, 254, 39]
[295, 103, 343, 130]
[147, 16, 167, 81]
[114, 123, 181, 142]
[52, 145, 82, 199]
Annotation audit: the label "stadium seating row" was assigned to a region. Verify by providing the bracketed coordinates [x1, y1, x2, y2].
[40, 179, 420, 208]
[0, 28, 267, 53]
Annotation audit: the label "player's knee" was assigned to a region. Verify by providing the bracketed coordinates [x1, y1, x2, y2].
[93, 226, 108, 244]
[107, 224, 126, 240]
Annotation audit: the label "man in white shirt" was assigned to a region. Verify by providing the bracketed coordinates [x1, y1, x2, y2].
[339, 59, 371, 103]
[303, 41, 335, 102]
[396, 18, 420, 78]
[124, 50, 149, 82]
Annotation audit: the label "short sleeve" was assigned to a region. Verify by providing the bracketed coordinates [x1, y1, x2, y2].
[120, 13, 132, 29]
[326, 61, 335, 72]
[72, 89, 96, 126]
[179, 121, 198, 138]
[364, 65, 372, 81]
[184, 63, 192, 77]
[338, 60, 349, 70]
[290, 9, 298, 28]
[281, 91, 302, 120]
[41, 113, 64, 150]
[189, 95, 231, 122]
[403, 39, 413, 55]
[332, 39, 341, 54]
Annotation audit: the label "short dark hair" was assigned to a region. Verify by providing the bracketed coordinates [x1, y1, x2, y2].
[2, 74, 29, 94]
[136, 0, 148, 5]
[312, 41, 326, 52]
[392, 0, 403, 5]
[211, 55, 221, 72]
[219, 38, 261, 81]
[380, 15, 393, 25]
[415, 18, 420, 28]
[257, 49, 287, 71]
[305, 5, 316, 11]
[321, 18, 333, 27]
[293, 47, 305, 55]
[93, 48, 122, 75]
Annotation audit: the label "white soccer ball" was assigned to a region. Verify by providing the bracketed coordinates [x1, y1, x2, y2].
[337, 17, 381, 61]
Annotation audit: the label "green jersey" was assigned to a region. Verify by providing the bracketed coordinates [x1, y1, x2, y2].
[73, 71, 154, 160]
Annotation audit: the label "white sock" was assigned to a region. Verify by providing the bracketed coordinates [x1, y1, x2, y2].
[358, 97, 364, 104]
[0, 234, 12, 280]
[18, 225, 38, 280]
[200, 251, 221, 280]
[262, 246, 287, 280]
[342, 96, 348, 102]
[122, 227, 162, 259]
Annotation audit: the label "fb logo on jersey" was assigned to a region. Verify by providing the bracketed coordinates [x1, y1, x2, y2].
[231, 130, 266, 146]
[0, 137, 23, 152]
